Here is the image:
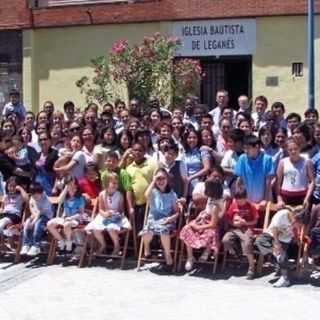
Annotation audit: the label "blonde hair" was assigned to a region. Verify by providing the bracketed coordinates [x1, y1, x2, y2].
[103, 172, 119, 188]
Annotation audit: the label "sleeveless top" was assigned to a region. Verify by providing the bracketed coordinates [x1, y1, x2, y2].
[281, 157, 308, 193]
[102, 190, 122, 214]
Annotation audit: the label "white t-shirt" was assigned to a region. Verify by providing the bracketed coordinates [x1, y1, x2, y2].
[267, 209, 293, 243]
[221, 150, 239, 171]
[193, 181, 230, 212]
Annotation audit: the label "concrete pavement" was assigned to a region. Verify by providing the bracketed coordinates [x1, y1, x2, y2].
[0, 259, 319, 320]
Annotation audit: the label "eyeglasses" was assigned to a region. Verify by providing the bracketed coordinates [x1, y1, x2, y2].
[70, 127, 80, 131]
[39, 138, 48, 142]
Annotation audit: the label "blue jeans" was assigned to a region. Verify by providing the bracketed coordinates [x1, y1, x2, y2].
[22, 216, 49, 248]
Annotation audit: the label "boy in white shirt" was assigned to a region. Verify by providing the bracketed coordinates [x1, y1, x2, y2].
[255, 206, 306, 288]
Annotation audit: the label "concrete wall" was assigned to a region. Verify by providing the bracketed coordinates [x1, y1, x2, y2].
[23, 15, 320, 114]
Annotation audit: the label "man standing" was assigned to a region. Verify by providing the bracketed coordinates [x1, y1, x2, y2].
[209, 89, 230, 129]
[2, 90, 26, 123]
[251, 95, 268, 131]
[237, 95, 250, 113]
[235, 135, 274, 211]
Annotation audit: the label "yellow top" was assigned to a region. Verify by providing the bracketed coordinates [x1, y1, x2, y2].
[126, 159, 156, 206]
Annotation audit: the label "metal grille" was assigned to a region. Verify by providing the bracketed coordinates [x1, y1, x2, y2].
[201, 63, 225, 109]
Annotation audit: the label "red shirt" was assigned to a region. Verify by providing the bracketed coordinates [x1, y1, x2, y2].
[78, 177, 101, 199]
[225, 199, 258, 225]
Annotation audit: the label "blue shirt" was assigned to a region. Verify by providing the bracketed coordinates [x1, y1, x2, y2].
[149, 189, 177, 220]
[235, 151, 274, 203]
[312, 151, 320, 200]
[2, 102, 26, 121]
[30, 194, 53, 219]
[63, 196, 85, 217]
[184, 147, 210, 177]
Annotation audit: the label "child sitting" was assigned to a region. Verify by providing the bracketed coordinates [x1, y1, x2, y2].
[20, 183, 53, 256]
[0, 177, 28, 235]
[140, 168, 180, 270]
[85, 173, 131, 255]
[47, 179, 87, 252]
[222, 186, 259, 279]
[180, 179, 224, 271]
[78, 162, 101, 201]
[255, 206, 306, 288]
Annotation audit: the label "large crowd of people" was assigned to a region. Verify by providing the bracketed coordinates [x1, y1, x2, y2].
[0, 88, 320, 288]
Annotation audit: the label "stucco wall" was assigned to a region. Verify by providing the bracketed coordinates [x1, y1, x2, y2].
[23, 15, 320, 114]
[252, 15, 320, 115]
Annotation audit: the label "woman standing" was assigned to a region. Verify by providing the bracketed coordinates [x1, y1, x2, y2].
[34, 132, 59, 195]
[182, 128, 210, 196]
[277, 138, 314, 208]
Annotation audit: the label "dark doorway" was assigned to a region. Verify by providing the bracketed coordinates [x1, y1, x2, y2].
[200, 56, 252, 110]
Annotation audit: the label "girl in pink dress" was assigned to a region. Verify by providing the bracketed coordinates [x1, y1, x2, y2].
[180, 179, 224, 271]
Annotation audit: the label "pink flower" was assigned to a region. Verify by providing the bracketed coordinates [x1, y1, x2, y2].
[112, 40, 128, 54]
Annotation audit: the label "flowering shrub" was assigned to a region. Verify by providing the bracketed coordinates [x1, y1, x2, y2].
[76, 33, 203, 108]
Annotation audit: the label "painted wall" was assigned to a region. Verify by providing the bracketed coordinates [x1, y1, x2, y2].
[23, 22, 171, 111]
[23, 16, 319, 114]
[252, 16, 320, 115]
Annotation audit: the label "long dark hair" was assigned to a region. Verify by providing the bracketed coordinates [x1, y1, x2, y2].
[66, 178, 83, 199]
[100, 126, 117, 146]
[182, 128, 201, 152]
[117, 129, 133, 154]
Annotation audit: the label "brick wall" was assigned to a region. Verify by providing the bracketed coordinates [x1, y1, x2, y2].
[0, 1, 31, 29]
[1, 0, 319, 30]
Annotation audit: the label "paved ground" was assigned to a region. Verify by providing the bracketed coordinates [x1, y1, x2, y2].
[0, 257, 319, 320]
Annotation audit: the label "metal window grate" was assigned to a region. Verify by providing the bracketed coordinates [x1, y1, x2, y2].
[292, 62, 303, 77]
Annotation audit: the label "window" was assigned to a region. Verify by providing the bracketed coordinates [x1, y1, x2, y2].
[292, 62, 303, 77]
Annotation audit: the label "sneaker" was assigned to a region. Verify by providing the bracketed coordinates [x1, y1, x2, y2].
[57, 240, 65, 251]
[273, 276, 290, 288]
[65, 240, 73, 252]
[27, 246, 41, 257]
[20, 245, 30, 255]
[185, 258, 194, 271]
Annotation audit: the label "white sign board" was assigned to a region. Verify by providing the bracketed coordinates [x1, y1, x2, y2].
[172, 19, 256, 56]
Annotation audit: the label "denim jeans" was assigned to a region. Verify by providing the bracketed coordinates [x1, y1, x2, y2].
[22, 215, 49, 247]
